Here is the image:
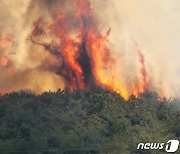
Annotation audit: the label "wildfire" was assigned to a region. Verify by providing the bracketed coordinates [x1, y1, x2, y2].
[28, 0, 151, 100]
[0, 0, 155, 100]
[86, 28, 129, 99]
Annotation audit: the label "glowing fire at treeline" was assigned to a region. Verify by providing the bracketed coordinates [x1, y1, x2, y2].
[0, 0, 152, 100]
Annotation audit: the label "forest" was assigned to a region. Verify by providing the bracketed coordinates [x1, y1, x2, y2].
[0, 88, 179, 153]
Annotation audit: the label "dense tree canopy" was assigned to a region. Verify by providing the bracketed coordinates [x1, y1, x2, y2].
[0, 88, 179, 153]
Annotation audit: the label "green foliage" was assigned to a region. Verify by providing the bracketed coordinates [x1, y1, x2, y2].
[0, 89, 179, 153]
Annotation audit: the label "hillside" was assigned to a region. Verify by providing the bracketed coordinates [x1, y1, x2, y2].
[0, 88, 179, 153]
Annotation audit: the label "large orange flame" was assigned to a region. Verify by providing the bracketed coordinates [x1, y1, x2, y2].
[132, 38, 149, 97]
[28, 0, 150, 100]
